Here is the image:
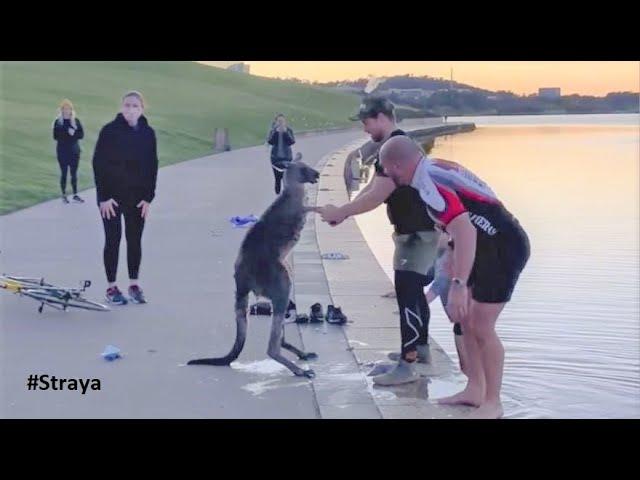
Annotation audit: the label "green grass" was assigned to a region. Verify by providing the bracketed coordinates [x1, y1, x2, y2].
[0, 61, 358, 214]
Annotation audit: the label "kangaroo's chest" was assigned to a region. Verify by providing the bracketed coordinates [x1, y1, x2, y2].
[279, 215, 306, 260]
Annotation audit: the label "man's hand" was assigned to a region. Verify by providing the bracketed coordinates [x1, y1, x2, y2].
[68, 128, 75, 136]
[319, 204, 347, 226]
[447, 283, 470, 323]
[137, 200, 150, 219]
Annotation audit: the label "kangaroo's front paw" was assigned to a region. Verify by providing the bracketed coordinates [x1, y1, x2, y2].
[296, 369, 315, 379]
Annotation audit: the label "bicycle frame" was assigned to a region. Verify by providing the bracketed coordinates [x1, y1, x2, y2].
[1, 275, 91, 294]
[1, 274, 106, 313]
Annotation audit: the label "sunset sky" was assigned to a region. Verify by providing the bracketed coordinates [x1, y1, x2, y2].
[199, 61, 639, 96]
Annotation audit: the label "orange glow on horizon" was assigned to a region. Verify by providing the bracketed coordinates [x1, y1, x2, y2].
[199, 61, 639, 96]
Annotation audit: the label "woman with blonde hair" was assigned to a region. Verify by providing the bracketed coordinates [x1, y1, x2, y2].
[53, 99, 85, 203]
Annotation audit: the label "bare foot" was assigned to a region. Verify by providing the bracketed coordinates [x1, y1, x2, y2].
[436, 389, 484, 407]
[468, 401, 504, 419]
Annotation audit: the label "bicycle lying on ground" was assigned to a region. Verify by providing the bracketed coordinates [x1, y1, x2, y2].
[0, 274, 109, 313]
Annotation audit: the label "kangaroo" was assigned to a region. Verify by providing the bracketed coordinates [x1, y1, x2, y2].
[188, 153, 320, 378]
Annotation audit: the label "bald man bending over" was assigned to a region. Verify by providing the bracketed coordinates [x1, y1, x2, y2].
[380, 136, 530, 419]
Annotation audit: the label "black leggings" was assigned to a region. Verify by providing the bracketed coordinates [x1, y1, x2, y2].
[58, 154, 79, 195]
[272, 165, 284, 194]
[102, 203, 145, 283]
[271, 159, 289, 194]
[395, 270, 431, 358]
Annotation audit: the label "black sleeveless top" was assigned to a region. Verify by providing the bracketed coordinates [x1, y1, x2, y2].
[374, 130, 435, 235]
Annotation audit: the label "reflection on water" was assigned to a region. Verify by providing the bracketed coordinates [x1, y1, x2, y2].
[355, 115, 640, 418]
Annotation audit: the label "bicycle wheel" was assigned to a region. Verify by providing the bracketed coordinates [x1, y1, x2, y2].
[21, 290, 110, 312]
[20, 291, 68, 311]
[65, 295, 110, 312]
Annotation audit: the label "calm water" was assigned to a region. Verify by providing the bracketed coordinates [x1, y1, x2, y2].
[355, 113, 640, 419]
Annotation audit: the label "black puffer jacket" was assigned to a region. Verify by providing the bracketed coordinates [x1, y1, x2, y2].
[53, 118, 84, 157]
[267, 126, 295, 163]
[92, 113, 158, 205]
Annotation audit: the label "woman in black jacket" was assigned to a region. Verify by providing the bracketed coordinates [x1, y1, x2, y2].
[92, 91, 158, 305]
[53, 99, 85, 203]
[267, 113, 296, 194]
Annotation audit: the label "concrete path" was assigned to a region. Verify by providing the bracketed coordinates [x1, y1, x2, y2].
[1, 130, 363, 418]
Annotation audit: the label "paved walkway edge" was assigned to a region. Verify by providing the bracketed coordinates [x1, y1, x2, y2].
[296, 126, 476, 419]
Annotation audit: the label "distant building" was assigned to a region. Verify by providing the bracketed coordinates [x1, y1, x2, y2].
[538, 87, 561, 99]
[380, 88, 435, 98]
[227, 63, 250, 74]
[334, 84, 362, 93]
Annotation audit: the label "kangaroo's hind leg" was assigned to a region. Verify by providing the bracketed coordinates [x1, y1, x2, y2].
[266, 265, 315, 378]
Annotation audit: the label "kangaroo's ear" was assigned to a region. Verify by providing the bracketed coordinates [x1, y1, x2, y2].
[293, 152, 303, 162]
